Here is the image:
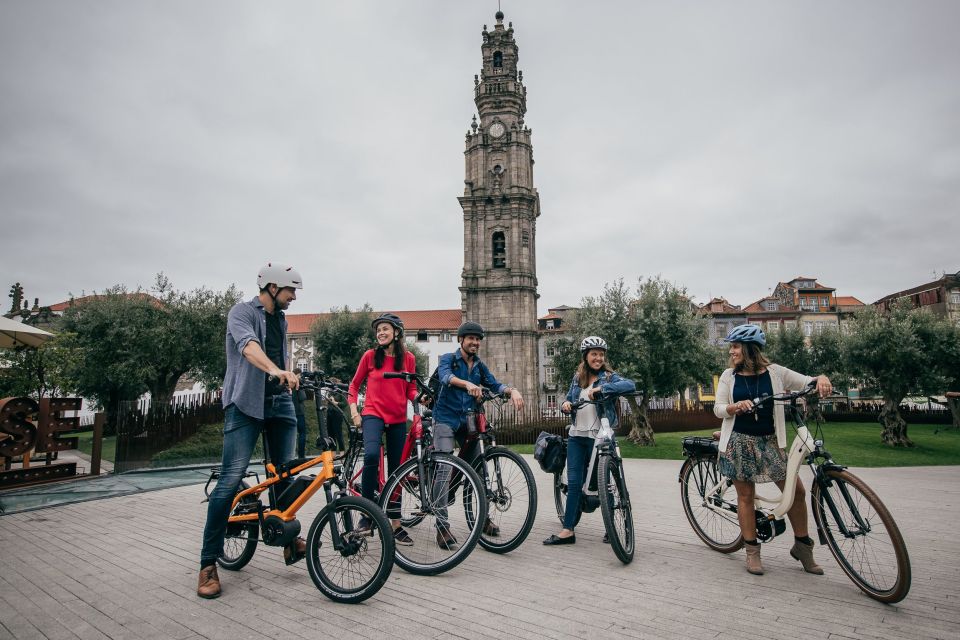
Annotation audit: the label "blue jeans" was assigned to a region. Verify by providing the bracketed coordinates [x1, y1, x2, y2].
[563, 436, 595, 530]
[200, 395, 297, 566]
[361, 416, 406, 519]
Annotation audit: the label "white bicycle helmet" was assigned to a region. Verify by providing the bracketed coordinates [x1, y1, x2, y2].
[257, 263, 303, 290]
[580, 336, 608, 353]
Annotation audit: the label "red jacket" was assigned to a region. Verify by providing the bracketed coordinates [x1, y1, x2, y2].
[347, 349, 417, 424]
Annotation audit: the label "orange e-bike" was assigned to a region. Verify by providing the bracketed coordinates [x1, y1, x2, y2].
[203, 371, 394, 604]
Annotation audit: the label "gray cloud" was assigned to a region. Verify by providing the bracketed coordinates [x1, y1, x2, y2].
[1, 0, 957, 314]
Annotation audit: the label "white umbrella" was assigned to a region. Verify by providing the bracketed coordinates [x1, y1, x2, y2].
[0, 316, 55, 349]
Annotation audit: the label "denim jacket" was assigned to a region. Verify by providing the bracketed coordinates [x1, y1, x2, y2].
[565, 370, 636, 428]
[432, 349, 507, 429]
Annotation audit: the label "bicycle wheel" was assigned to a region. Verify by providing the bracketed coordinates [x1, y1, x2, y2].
[466, 446, 537, 554]
[811, 469, 911, 603]
[380, 453, 487, 575]
[598, 455, 634, 564]
[217, 481, 260, 571]
[679, 457, 743, 553]
[553, 468, 582, 528]
[305, 495, 395, 604]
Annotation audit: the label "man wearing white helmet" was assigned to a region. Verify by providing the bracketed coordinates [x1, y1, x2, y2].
[197, 263, 304, 599]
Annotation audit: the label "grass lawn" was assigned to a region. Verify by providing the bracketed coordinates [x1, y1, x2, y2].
[509, 422, 960, 468]
[71, 431, 117, 463]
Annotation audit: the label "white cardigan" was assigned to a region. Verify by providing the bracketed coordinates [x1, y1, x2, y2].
[713, 364, 814, 453]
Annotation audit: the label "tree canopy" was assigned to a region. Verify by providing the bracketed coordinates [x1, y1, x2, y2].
[553, 277, 719, 445]
[844, 301, 959, 446]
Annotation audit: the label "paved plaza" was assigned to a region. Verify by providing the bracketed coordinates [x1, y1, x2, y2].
[1, 458, 957, 640]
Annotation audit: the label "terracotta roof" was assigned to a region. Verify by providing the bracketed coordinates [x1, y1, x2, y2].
[539, 313, 561, 320]
[49, 293, 159, 312]
[286, 309, 462, 335]
[835, 296, 865, 306]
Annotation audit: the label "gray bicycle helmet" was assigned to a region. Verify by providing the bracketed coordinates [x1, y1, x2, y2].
[372, 312, 404, 337]
[257, 263, 303, 290]
[457, 321, 485, 339]
[580, 336, 608, 353]
[724, 323, 766, 347]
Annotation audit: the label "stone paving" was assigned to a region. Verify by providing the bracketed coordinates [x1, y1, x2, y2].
[0, 458, 957, 640]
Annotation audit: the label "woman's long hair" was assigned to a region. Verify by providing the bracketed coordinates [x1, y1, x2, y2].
[576, 351, 614, 389]
[730, 341, 771, 374]
[373, 326, 407, 371]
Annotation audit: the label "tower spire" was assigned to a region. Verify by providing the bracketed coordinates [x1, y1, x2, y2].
[458, 13, 541, 408]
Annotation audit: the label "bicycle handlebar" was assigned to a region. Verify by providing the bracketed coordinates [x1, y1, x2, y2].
[742, 380, 818, 414]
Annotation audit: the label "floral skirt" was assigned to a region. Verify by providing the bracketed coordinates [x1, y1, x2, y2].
[718, 431, 787, 483]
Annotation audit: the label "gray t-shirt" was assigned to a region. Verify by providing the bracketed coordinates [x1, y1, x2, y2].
[568, 388, 600, 438]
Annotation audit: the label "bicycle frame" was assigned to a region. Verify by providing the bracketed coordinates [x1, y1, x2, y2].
[698, 389, 841, 526]
[579, 414, 619, 504]
[220, 378, 357, 551]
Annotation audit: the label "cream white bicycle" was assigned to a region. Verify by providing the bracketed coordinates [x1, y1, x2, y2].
[679, 382, 911, 603]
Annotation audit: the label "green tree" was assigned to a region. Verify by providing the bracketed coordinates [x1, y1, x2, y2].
[310, 305, 376, 380]
[844, 301, 956, 447]
[766, 325, 844, 421]
[765, 326, 811, 374]
[561, 278, 719, 446]
[0, 335, 77, 399]
[407, 342, 430, 376]
[58, 277, 240, 423]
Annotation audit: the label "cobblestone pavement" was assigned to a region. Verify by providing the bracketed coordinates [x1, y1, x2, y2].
[1, 458, 956, 639]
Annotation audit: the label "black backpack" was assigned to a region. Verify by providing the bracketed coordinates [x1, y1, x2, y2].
[422, 366, 441, 406]
[534, 431, 566, 474]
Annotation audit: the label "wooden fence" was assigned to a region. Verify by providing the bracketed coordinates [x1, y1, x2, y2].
[486, 402, 722, 446]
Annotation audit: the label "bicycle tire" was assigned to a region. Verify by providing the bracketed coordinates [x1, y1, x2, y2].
[467, 446, 537, 554]
[811, 469, 911, 603]
[217, 481, 260, 571]
[305, 495, 395, 604]
[553, 468, 582, 528]
[678, 457, 743, 553]
[598, 455, 634, 564]
[380, 453, 487, 575]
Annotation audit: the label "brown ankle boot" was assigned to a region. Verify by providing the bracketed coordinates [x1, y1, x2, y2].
[745, 543, 764, 575]
[197, 565, 221, 599]
[790, 538, 824, 575]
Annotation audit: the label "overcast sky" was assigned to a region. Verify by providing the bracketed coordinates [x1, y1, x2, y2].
[2, 1, 958, 316]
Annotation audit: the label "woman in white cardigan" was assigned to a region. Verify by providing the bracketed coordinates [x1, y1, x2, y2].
[714, 324, 833, 576]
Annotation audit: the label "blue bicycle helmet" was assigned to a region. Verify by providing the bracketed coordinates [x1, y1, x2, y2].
[723, 323, 766, 347]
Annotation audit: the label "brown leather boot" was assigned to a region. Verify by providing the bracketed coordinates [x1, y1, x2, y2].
[745, 543, 764, 575]
[197, 565, 221, 599]
[283, 536, 308, 565]
[790, 538, 824, 575]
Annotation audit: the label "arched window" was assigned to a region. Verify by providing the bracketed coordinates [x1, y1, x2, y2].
[492, 231, 506, 268]
[493, 51, 503, 68]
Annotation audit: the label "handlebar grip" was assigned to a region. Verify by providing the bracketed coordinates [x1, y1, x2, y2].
[382, 372, 404, 379]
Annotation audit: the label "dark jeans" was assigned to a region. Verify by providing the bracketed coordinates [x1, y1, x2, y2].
[361, 415, 406, 519]
[328, 407, 345, 451]
[200, 396, 296, 566]
[295, 413, 307, 458]
[563, 435, 595, 530]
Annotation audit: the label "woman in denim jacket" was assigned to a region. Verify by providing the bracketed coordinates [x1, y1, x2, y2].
[543, 336, 636, 546]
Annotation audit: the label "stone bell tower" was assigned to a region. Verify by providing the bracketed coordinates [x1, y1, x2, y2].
[459, 11, 540, 407]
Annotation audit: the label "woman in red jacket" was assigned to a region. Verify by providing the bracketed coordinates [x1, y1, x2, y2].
[348, 313, 417, 545]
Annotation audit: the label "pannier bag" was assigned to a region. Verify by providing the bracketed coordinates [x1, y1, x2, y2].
[534, 431, 567, 474]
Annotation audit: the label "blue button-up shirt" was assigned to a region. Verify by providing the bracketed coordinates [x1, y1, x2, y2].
[432, 349, 507, 429]
[222, 296, 288, 419]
